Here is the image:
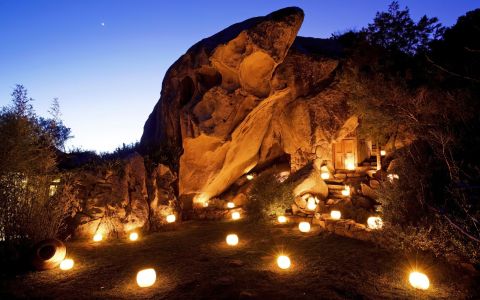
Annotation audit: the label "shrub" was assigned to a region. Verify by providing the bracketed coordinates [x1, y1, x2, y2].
[247, 168, 295, 222]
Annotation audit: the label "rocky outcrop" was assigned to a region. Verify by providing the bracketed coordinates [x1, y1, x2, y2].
[68, 153, 177, 238]
[141, 7, 357, 208]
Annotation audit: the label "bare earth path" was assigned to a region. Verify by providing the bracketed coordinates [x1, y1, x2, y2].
[1, 220, 478, 299]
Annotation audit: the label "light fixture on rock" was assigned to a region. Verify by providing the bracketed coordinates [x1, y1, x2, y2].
[298, 222, 311, 233]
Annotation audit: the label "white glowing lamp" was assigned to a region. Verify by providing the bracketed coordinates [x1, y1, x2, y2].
[387, 173, 400, 182]
[203, 201, 209, 207]
[307, 197, 317, 211]
[136, 268, 156, 288]
[232, 212, 240, 220]
[409, 271, 430, 290]
[277, 215, 287, 223]
[59, 258, 74, 270]
[277, 255, 291, 269]
[331, 210, 341, 220]
[226, 234, 239, 246]
[227, 202, 235, 209]
[380, 150, 386, 156]
[166, 214, 176, 223]
[93, 233, 103, 242]
[321, 171, 330, 180]
[129, 232, 139, 241]
[341, 185, 350, 196]
[367, 217, 383, 229]
[246, 174, 254, 180]
[298, 222, 311, 233]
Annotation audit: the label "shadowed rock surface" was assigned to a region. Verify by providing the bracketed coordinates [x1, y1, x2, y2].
[140, 7, 358, 207]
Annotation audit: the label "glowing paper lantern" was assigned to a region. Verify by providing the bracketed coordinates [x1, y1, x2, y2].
[277, 215, 287, 223]
[59, 258, 74, 270]
[232, 212, 240, 220]
[129, 232, 139, 241]
[367, 217, 383, 229]
[341, 186, 350, 196]
[227, 202, 235, 209]
[307, 197, 317, 211]
[380, 150, 386, 156]
[277, 255, 291, 269]
[166, 214, 176, 223]
[246, 174, 254, 180]
[226, 234, 239, 246]
[409, 271, 430, 290]
[321, 171, 330, 180]
[298, 222, 311, 233]
[203, 201, 209, 207]
[330, 210, 341, 220]
[93, 233, 103, 242]
[136, 268, 156, 288]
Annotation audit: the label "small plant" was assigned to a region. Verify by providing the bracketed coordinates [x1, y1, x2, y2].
[247, 168, 295, 222]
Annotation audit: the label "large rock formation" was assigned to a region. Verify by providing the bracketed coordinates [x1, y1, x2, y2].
[141, 7, 357, 207]
[65, 153, 178, 238]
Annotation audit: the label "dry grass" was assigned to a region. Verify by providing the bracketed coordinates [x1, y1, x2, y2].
[1, 220, 478, 299]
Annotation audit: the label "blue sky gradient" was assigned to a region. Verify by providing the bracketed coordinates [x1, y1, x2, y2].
[1, 0, 478, 152]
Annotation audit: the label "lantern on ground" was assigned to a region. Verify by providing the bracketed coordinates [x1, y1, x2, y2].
[409, 271, 430, 290]
[166, 214, 176, 223]
[341, 185, 350, 196]
[59, 258, 74, 270]
[203, 201, 209, 207]
[227, 202, 235, 209]
[307, 197, 317, 211]
[136, 268, 156, 288]
[298, 222, 311, 233]
[367, 217, 383, 229]
[246, 174, 254, 180]
[226, 234, 239, 246]
[129, 232, 139, 241]
[277, 255, 291, 269]
[232, 212, 240, 220]
[277, 215, 287, 223]
[380, 150, 386, 156]
[93, 233, 103, 242]
[331, 210, 341, 220]
[321, 171, 330, 180]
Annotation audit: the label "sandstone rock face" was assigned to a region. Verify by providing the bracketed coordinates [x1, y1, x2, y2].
[69, 153, 177, 237]
[141, 7, 356, 207]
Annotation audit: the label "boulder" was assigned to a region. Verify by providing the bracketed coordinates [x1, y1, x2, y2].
[140, 7, 355, 207]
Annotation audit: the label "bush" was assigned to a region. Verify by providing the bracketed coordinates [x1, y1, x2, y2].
[0, 85, 73, 273]
[247, 168, 295, 222]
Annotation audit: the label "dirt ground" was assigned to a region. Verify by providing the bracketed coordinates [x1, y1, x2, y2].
[1, 220, 478, 299]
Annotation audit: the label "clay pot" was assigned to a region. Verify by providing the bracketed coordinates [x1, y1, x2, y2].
[31, 238, 66, 270]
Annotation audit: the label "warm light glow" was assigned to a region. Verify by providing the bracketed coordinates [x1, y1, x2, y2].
[93, 233, 103, 242]
[345, 154, 355, 170]
[307, 197, 317, 211]
[227, 202, 235, 209]
[166, 214, 176, 223]
[320, 171, 330, 180]
[203, 201, 209, 207]
[226, 234, 239, 246]
[59, 258, 74, 270]
[367, 217, 383, 229]
[232, 212, 240, 220]
[409, 271, 430, 290]
[136, 268, 156, 288]
[246, 174, 254, 180]
[346, 162, 355, 170]
[341, 185, 350, 196]
[129, 232, 139, 241]
[298, 222, 311, 232]
[277, 215, 287, 223]
[380, 150, 386, 156]
[387, 173, 400, 182]
[331, 210, 341, 220]
[277, 255, 291, 269]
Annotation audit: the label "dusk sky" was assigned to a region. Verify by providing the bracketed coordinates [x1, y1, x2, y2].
[1, 0, 477, 152]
